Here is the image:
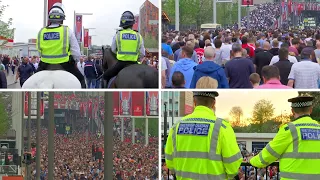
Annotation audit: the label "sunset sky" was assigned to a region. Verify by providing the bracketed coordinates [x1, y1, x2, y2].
[194, 91, 299, 120]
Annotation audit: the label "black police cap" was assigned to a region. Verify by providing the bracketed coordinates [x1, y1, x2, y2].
[193, 92, 219, 98]
[288, 96, 314, 108]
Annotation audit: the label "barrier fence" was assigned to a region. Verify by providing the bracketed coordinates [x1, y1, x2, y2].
[161, 158, 280, 180]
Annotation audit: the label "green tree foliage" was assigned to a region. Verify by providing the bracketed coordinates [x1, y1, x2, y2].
[251, 99, 275, 132]
[144, 34, 158, 49]
[0, 1, 13, 45]
[0, 93, 10, 136]
[135, 118, 158, 137]
[162, 0, 247, 28]
[229, 106, 243, 126]
[297, 92, 320, 121]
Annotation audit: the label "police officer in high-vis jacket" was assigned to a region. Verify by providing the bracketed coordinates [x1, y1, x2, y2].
[36, 2, 86, 88]
[249, 96, 320, 179]
[103, 11, 145, 84]
[165, 92, 243, 180]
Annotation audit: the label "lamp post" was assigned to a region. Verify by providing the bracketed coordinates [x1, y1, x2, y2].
[74, 12, 94, 55]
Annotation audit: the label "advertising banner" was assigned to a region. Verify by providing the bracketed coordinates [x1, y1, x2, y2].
[241, 0, 253, 6]
[120, 92, 131, 116]
[184, 92, 194, 115]
[146, 92, 158, 116]
[113, 92, 120, 115]
[75, 15, 83, 42]
[83, 29, 89, 48]
[88, 36, 92, 49]
[131, 92, 144, 116]
[24, 92, 44, 119]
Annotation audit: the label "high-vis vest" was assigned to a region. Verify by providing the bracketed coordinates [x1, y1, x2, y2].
[165, 106, 243, 180]
[116, 29, 142, 61]
[250, 115, 320, 180]
[37, 26, 70, 64]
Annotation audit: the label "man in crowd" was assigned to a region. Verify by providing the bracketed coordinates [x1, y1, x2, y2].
[288, 48, 320, 88]
[269, 43, 298, 65]
[269, 40, 279, 56]
[171, 71, 185, 88]
[16, 57, 34, 87]
[190, 47, 228, 88]
[256, 66, 291, 89]
[169, 46, 197, 88]
[162, 36, 173, 60]
[225, 43, 255, 88]
[84, 57, 98, 89]
[253, 42, 273, 82]
[274, 47, 293, 86]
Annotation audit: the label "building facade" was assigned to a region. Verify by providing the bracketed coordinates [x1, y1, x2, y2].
[139, 0, 159, 38]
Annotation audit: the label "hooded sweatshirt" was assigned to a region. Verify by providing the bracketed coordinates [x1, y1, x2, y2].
[169, 58, 197, 88]
[190, 61, 229, 88]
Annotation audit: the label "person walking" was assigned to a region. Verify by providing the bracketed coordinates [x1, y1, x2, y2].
[16, 57, 34, 87]
[249, 96, 320, 179]
[165, 92, 242, 180]
[84, 58, 98, 89]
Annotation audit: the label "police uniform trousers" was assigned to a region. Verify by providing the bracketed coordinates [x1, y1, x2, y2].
[37, 58, 86, 88]
[103, 60, 137, 84]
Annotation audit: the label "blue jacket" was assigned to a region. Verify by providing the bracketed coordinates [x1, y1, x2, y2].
[84, 60, 98, 79]
[169, 58, 197, 88]
[190, 61, 229, 88]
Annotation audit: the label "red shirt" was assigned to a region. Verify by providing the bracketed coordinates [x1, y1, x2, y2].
[195, 48, 204, 64]
[242, 44, 255, 58]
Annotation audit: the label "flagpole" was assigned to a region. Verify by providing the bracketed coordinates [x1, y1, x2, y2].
[43, 0, 48, 27]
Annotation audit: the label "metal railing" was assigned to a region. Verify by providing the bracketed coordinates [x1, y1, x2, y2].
[161, 158, 280, 180]
[0, 165, 18, 175]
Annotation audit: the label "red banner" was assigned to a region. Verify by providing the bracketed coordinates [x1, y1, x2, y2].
[131, 92, 144, 116]
[88, 36, 92, 49]
[48, 0, 62, 25]
[113, 92, 120, 115]
[84, 29, 89, 48]
[88, 100, 92, 118]
[24, 92, 44, 117]
[241, 0, 253, 6]
[75, 15, 82, 42]
[146, 92, 158, 116]
[120, 92, 131, 116]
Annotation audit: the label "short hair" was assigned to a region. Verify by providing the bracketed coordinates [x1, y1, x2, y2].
[232, 43, 242, 53]
[306, 41, 313, 47]
[162, 36, 167, 43]
[196, 76, 218, 89]
[199, 40, 205, 48]
[261, 65, 280, 80]
[194, 95, 216, 107]
[241, 36, 248, 44]
[278, 47, 289, 60]
[186, 41, 195, 49]
[232, 37, 238, 43]
[172, 71, 185, 87]
[181, 46, 194, 58]
[292, 106, 312, 115]
[280, 43, 289, 48]
[272, 40, 279, 48]
[249, 73, 261, 84]
[292, 38, 300, 45]
[214, 39, 222, 48]
[255, 42, 260, 48]
[204, 47, 215, 59]
[316, 34, 320, 40]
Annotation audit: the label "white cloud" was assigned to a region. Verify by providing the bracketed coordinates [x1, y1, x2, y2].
[1, 0, 158, 45]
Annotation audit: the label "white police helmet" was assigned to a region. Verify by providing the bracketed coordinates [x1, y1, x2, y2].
[48, 2, 66, 23]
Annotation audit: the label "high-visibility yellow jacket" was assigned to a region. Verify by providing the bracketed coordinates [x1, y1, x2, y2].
[165, 106, 243, 180]
[116, 29, 142, 61]
[37, 26, 70, 64]
[250, 115, 320, 180]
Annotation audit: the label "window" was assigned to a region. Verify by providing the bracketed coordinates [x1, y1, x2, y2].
[169, 110, 172, 117]
[252, 142, 269, 152]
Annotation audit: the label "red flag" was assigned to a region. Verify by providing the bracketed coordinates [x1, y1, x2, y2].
[84, 29, 89, 48]
[75, 15, 83, 42]
[47, 0, 62, 25]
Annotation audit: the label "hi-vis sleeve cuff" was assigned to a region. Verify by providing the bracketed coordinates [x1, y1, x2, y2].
[250, 152, 270, 168]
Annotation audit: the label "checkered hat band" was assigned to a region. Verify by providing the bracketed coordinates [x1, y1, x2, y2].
[193, 92, 216, 98]
[291, 101, 313, 108]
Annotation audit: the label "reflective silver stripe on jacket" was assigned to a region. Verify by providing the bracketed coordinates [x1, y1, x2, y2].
[265, 143, 281, 159]
[175, 170, 227, 180]
[116, 31, 140, 55]
[37, 28, 45, 51]
[280, 122, 320, 159]
[280, 172, 320, 179]
[40, 26, 68, 59]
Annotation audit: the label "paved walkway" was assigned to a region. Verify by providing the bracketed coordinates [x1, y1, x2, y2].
[5, 69, 21, 89]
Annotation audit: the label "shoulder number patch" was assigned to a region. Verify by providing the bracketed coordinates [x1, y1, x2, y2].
[300, 128, 320, 140]
[177, 123, 210, 136]
[122, 33, 137, 40]
[43, 32, 60, 40]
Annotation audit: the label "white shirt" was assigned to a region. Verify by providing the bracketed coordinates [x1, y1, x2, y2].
[288, 60, 320, 89]
[220, 43, 232, 61]
[111, 29, 145, 60]
[269, 55, 298, 65]
[39, 23, 81, 62]
[161, 57, 168, 71]
[77, 61, 85, 76]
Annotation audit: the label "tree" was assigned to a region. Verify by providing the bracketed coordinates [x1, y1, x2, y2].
[297, 92, 320, 121]
[0, 1, 13, 46]
[144, 34, 158, 48]
[252, 99, 275, 132]
[0, 93, 10, 136]
[229, 106, 243, 126]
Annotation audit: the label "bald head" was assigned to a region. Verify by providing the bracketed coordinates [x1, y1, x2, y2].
[317, 42, 320, 49]
[204, 47, 215, 60]
[263, 42, 270, 50]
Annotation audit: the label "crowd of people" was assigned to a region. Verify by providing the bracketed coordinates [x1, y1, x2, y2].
[241, 3, 281, 30]
[162, 28, 320, 89]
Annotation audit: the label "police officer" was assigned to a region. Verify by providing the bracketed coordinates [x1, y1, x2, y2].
[103, 11, 145, 84]
[249, 96, 320, 179]
[36, 2, 86, 88]
[165, 92, 243, 180]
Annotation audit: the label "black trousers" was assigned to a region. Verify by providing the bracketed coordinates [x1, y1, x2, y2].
[103, 60, 137, 84]
[37, 60, 86, 88]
